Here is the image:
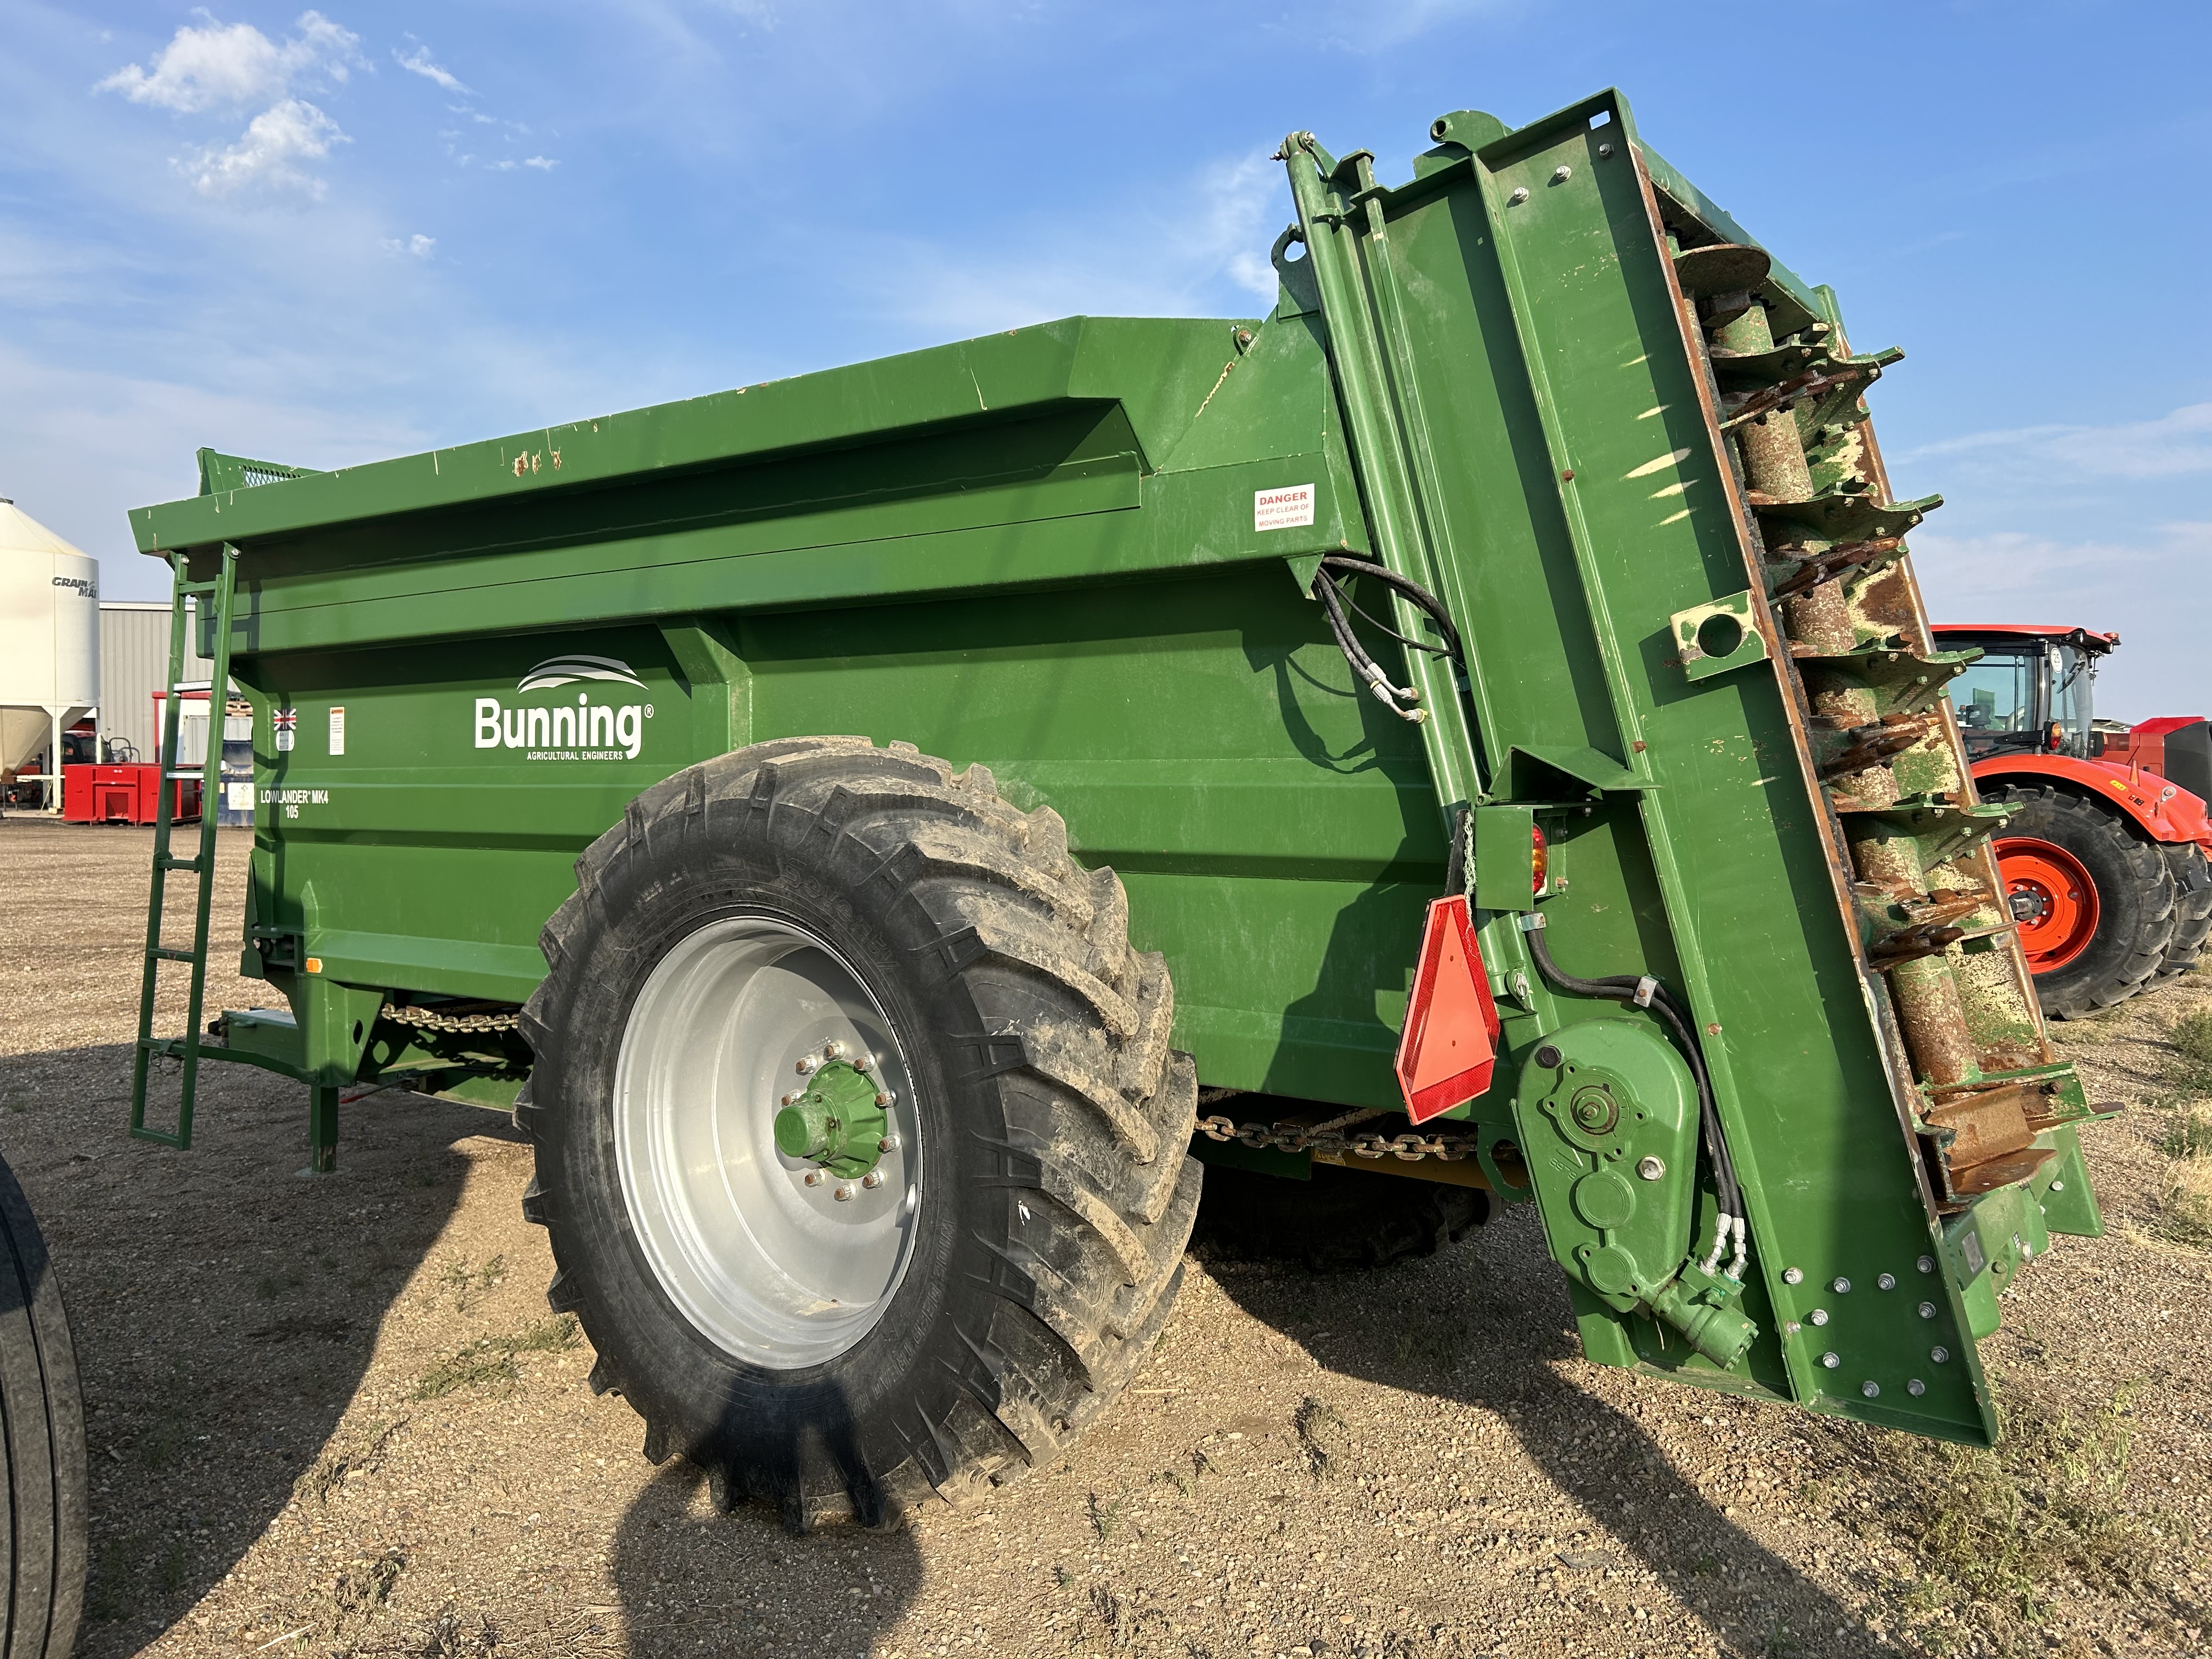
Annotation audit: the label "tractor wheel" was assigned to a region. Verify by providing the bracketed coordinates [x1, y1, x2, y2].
[1194, 1154, 1487, 1273]
[2155, 843, 2212, 979]
[0, 1153, 87, 1659]
[517, 737, 1200, 1531]
[1993, 786, 2177, 1019]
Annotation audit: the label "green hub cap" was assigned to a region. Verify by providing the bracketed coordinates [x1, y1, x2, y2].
[773, 1059, 889, 1178]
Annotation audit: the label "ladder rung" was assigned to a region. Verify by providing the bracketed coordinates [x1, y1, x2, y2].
[150, 947, 199, 963]
[156, 855, 205, 871]
[164, 770, 206, 781]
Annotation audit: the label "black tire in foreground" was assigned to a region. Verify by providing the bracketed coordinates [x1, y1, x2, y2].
[1193, 1139, 1487, 1273]
[2156, 843, 2212, 980]
[518, 737, 1200, 1531]
[0, 1153, 86, 1658]
[1995, 785, 2177, 1019]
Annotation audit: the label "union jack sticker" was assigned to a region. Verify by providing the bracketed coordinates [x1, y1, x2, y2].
[274, 708, 296, 752]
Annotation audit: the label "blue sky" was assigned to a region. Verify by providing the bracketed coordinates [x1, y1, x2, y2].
[5, 0, 2207, 716]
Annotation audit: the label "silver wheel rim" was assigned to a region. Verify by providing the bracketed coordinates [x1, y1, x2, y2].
[613, 913, 921, 1369]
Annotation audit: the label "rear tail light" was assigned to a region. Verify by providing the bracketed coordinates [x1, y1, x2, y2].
[1531, 824, 1549, 894]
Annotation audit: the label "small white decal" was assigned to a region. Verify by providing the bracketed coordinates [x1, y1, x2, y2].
[225, 782, 255, 812]
[328, 706, 346, 756]
[1254, 483, 1316, 532]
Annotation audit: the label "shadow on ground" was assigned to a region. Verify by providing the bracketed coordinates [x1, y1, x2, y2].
[1197, 1197, 1901, 1658]
[0, 1041, 485, 1657]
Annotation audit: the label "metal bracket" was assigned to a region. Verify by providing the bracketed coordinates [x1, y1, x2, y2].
[1671, 590, 1771, 683]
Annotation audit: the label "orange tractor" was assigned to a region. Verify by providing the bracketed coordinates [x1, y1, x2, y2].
[1934, 624, 2212, 1017]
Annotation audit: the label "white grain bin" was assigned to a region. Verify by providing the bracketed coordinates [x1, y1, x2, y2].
[0, 500, 101, 793]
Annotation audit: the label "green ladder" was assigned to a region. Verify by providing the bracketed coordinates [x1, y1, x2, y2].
[128, 545, 239, 1151]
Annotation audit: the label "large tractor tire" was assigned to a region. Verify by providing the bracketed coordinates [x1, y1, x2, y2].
[518, 737, 1200, 1531]
[2154, 843, 2212, 979]
[1194, 1158, 1486, 1273]
[0, 1153, 86, 1659]
[1993, 785, 2177, 1019]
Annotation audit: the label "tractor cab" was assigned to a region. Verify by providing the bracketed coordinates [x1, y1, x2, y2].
[1936, 624, 2115, 762]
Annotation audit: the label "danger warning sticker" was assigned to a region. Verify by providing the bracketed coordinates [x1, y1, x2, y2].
[1254, 483, 1316, 532]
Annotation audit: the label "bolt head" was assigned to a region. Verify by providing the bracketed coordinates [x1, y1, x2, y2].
[1861, 1381, 1880, 1399]
[823, 1040, 847, 1060]
[1508, 186, 1530, 205]
[780, 1093, 801, 1108]
[1782, 1266, 1804, 1285]
[875, 1090, 896, 1108]
[1635, 1155, 1665, 1181]
[795, 1056, 818, 1075]
[1917, 1255, 1936, 1274]
[2050, 1179, 2064, 1193]
[1550, 165, 1572, 184]
[1809, 1309, 1829, 1327]
[1918, 1301, 1936, 1319]
[1877, 1273, 1897, 1291]
[1820, 1352, 1840, 1370]
[1533, 1044, 1563, 1069]
[1907, 1379, 1926, 1397]
[1597, 141, 1614, 157]
[802, 1170, 823, 1187]
[854, 1053, 874, 1074]
[1831, 1277, 1852, 1295]
[833, 1184, 855, 1201]
[861, 1170, 884, 1189]
[1931, 1346, 1950, 1364]
[878, 1135, 900, 1153]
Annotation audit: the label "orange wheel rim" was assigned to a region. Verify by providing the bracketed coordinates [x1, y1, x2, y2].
[1995, 836, 2100, 972]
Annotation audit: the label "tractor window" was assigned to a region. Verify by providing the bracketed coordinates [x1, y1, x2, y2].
[1950, 650, 2038, 751]
[2050, 645, 2096, 759]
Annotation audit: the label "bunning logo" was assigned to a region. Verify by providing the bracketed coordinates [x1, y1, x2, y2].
[475, 654, 652, 760]
[516, 655, 649, 694]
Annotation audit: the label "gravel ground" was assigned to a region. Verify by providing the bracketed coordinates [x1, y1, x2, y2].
[1, 816, 2206, 1659]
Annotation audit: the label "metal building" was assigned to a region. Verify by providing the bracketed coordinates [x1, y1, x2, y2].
[99, 600, 214, 766]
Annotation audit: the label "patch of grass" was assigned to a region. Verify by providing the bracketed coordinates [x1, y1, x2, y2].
[1294, 1395, 1349, 1481]
[316, 1547, 405, 1639]
[413, 1315, 578, 1401]
[1826, 1378, 2170, 1646]
[2155, 1108, 2212, 1247]
[1086, 1489, 1127, 1542]
[2167, 1007, 2212, 1095]
[436, 1253, 507, 1311]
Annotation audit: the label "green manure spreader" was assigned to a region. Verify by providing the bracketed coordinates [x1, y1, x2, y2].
[127, 91, 2109, 1530]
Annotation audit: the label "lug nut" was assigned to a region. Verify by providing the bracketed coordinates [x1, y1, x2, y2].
[861, 1170, 884, 1189]
[1635, 1155, 1665, 1181]
[833, 1184, 855, 1201]
[875, 1090, 896, 1108]
[823, 1041, 847, 1060]
[1782, 1266, 1803, 1285]
[803, 1170, 823, 1186]
[878, 1135, 900, 1153]
[1877, 1273, 1896, 1290]
[855, 1053, 874, 1074]
[796, 1056, 818, 1075]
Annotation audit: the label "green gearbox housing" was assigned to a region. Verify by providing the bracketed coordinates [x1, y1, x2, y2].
[125, 85, 2109, 1451]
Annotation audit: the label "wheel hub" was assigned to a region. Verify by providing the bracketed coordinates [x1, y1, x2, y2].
[774, 1056, 890, 1180]
[1994, 836, 2100, 974]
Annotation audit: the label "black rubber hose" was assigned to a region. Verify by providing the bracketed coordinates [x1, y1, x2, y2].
[1317, 555, 1465, 663]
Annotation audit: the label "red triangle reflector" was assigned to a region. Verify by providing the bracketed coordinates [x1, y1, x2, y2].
[1395, 895, 1502, 1124]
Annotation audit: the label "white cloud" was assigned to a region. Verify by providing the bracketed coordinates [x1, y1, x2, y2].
[1901, 402, 2212, 482]
[1912, 522, 2212, 611]
[394, 44, 470, 94]
[381, 233, 436, 257]
[98, 12, 363, 114]
[177, 98, 346, 201]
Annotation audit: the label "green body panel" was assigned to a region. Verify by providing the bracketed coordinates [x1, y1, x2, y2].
[131, 89, 2100, 1446]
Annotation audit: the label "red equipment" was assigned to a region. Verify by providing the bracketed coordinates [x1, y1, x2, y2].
[1935, 624, 2212, 1016]
[62, 765, 200, 825]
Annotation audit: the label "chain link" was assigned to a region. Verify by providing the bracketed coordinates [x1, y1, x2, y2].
[1194, 1114, 1481, 1163]
[381, 1003, 522, 1035]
